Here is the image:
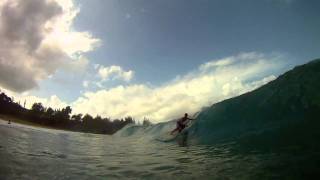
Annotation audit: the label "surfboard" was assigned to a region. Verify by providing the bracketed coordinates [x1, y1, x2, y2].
[156, 112, 200, 142]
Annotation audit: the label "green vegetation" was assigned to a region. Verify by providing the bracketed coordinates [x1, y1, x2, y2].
[0, 92, 137, 134]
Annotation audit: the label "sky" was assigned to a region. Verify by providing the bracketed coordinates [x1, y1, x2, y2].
[0, 0, 319, 122]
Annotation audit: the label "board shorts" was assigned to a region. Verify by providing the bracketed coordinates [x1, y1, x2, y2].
[177, 121, 186, 132]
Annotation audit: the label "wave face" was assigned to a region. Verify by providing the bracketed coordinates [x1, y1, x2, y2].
[116, 59, 320, 145]
[115, 119, 177, 140]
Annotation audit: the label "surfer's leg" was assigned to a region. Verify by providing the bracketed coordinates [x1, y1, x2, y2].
[171, 128, 178, 135]
[178, 124, 186, 132]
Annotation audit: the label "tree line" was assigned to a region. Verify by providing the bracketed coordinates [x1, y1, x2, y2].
[0, 90, 152, 134]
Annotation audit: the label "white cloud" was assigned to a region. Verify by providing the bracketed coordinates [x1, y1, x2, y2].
[0, 0, 100, 92]
[199, 57, 235, 71]
[64, 55, 89, 73]
[82, 80, 89, 88]
[71, 52, 287, 123]
[93, 64, 100, 70]
[2, 52, 287, 123]
[24, 95, 68, 110]
[98, 65, 134, 82]
[1, 88, 68, 110]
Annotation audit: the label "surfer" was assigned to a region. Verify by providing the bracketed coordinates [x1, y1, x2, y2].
[170, 113, 194, 135]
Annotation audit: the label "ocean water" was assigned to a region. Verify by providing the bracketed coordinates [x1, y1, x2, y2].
[2, 60, 320, 179]
[0, 117, 319, 180]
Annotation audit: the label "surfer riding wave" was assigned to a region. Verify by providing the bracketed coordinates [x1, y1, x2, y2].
[170, 113, 195, 135]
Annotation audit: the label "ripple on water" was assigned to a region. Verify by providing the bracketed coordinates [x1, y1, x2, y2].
[175, 157, 192, 163]
[56, 154, 67, 159]
[107, 166, 121, 170]
[151, 165, 176, 172]
[1, 123, 318, 179]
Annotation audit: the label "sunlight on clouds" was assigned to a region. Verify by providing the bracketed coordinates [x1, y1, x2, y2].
[72, 52, 286, 122]
[23, 95, 68, 110]
[199, 57, 235, 71]
[1, 88, 68, 110]
[98, 65, 134, 82]
[64, 55, 89, 73]
[0, 0, 100, 92]
[3, 52, 286, 122]
[43, 0, 101, 60]
[44, 0, 100, 55]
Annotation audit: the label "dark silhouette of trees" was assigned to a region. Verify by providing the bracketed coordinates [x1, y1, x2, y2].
[31, 103, 45, 114]
[142, 118, 152, 126]
[0, 92, 25, 115]
[46, 107, 54, 117]
[71, 113, 82, 122]
[0, 90, 136, 134]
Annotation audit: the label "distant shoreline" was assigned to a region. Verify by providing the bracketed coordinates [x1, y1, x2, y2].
[0, 90, 135, 135]
[0, 114, 65, 131]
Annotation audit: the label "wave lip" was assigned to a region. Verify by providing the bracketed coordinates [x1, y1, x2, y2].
[117, 59, 320, 145]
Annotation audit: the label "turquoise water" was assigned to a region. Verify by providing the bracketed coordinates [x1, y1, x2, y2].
[0, 118, 319, 180]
